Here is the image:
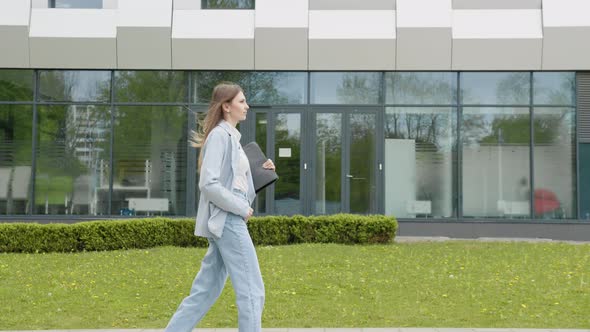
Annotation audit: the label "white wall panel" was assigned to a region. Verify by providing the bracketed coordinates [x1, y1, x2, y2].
[29, 9, 117, 68]
[172, 10, 254, 69]
[397, 0, 451, 70]
[452, 10, 542, 70]
[0, 0, 30, 67]
[542, 0, 590, 69]
[117, 0, 172, 69]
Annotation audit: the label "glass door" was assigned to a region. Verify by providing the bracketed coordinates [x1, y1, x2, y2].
[249, 109, 305, 215]
[312, 108, 381, 214]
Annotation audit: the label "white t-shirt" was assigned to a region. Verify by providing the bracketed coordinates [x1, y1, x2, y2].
[224, 122, 250, 193]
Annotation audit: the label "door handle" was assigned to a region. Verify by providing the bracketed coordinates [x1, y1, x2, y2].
[346, 174, 366, 180]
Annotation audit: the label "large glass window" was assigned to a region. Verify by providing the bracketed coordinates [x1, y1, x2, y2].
[249, 72, 307, 105]
[50, 0, 102, 8]
[0, 105, 34, 215]
[461, 72, 530, 105]
[0, 70, 34, 102]
[533, 72, 576, 106]
[201, 0, 254, 9]
[191, 72, 250, 104]
[533, 107, 576, 219]
[385, 72, 457, 105]
[462, 107, 531, 218]
[35, 105, 110, 215]
[114, 71, 188, 103]
[311, 72, 381, 104]
[112, 106, 188, 216]
[39, 71, 111, 103]
[385, 107, 456, 218]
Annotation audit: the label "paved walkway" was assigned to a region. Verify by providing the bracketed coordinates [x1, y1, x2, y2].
[2, 328, 590, 332]
[395, 236, 590, 245]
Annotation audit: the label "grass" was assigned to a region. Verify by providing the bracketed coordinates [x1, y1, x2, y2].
[0, 241, 589, 329]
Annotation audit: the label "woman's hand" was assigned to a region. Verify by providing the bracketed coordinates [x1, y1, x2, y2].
[245, 207, 253, 221]
[262, 159, 275, 171]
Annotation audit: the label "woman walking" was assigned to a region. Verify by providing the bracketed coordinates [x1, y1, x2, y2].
[165, 82, 275, 332]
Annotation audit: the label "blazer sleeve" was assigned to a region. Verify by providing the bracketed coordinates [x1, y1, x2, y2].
[198, 130, 251, 218]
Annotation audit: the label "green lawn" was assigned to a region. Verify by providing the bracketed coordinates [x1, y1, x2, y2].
[1, 242, 589, 329]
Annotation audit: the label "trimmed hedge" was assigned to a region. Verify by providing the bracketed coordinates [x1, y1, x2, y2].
[0, 214, 397, 253]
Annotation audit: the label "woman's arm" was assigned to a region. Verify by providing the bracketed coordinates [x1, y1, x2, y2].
[199, 130, 251, 218]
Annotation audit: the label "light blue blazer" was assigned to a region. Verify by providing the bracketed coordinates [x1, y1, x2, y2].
[194, 121, 256, 239]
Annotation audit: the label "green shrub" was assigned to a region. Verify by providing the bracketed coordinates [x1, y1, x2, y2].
[0, 214, 397, 253]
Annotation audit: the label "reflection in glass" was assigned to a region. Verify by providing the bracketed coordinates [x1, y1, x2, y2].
[315, 113, 342, 214]
[274, 113, 300, 215]
[533, 107, 576, 219]
[249, 72, 307, 105]
[460, 72, 530, 105]
[385, 107, 456, 218]
[349, 113, 377, 213]
[0, 70, 34, 101]
[39, 70, 111, 102]
[191, 71, 250, 104]
[35, 105, 110, 215]
[113, 106, 188, 216]
[311, 72, 380, 104]
[115, 71, 188, 103]
[462, 107, 531, 218]
[385, 72, 456, 105]
[51, 0, 102, 8]
[254, 112, 267, 214]
[0, 105, 33, 214]
[533, 72, 576, 105]
[201, 0, 254, 9]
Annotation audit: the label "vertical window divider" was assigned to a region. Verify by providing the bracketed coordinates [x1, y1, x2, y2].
[570, 72, 582, 221]
[529, 72, 535, 219]
[456, 72, 462, 220]
[30, 70, 39, 214]
[379, 71, 386, 214]
[108, 70, 115, 215]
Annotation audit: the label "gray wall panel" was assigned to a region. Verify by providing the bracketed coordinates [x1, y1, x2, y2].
[397, 28, 451, 70]
[309, 39, 395, 70]
[117, 27, 172, 69]
[172, 39, 254, 70]
[452, 39, 542, 70]
[255, 28, 308, 70]
[0, 26, 30, 68]
[29, 37, 116, 69]
[452, 0, 541, 9]
[310, 0, 395, 10]
[542, 27, 590, 70]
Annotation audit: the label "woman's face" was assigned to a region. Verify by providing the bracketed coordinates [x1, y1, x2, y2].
[225, 91, 249, 123]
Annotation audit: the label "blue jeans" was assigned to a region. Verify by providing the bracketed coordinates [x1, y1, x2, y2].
[164, 190, 264, 332]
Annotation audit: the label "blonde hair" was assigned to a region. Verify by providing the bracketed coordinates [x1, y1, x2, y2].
[190, 82, 244, 171]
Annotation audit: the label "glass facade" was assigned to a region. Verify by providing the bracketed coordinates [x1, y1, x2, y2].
[50, 0, 102, 8]
[201, 0, 254, 9]
[0, 69, 582, 222]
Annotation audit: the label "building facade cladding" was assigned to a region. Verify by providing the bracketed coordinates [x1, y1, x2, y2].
[0, 0, 589, 226]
